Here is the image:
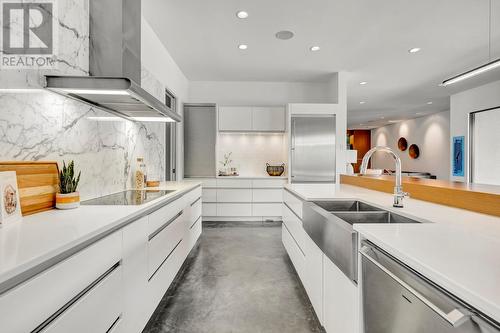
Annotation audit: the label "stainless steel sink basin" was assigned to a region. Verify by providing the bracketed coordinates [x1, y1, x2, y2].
[302, 200, 424, 283]
[314, 200, 381, 212]
[331, 211, 421, 225]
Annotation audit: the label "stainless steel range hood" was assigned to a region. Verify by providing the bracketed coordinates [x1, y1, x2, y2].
[45, 0, 181, 122]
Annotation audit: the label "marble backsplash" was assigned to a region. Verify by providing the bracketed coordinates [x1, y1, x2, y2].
[0, 91, 166, 201]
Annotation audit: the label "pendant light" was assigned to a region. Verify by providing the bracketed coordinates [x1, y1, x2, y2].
[441, 0, 499, 86]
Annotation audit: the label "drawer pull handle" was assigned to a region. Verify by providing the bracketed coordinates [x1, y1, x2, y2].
[106, 314, 122, 333]
[190, 197, 201, 206]
[190, 216, 202, 230]
[31, 262, 121, 333]
[148, 211, 183, 241]
[148, 239, 183, 281]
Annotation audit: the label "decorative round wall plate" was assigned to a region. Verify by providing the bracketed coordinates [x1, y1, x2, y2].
[397, 137, 408, 151]
[409, 144, 420, 159]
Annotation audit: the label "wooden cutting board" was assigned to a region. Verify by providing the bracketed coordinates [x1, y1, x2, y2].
[0, 161, 59, 216]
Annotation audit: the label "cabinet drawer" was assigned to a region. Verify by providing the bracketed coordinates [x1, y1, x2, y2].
[218, 106, 252, 131]
[282, 204, 305, 251]
[188, 216, 202, 249]
[0, 232, 121, 333]
[282, 224, 305, 278]
[251, 106, 286, 132]
[148, 197, 184, 235]
[189, 197, 202, 225]
[184, 187, 202, 207]
[202, 188, 217, 202]
[252, 179, 287, 188]
[42, 265, 123, 333]
[199, 178, 217, 188]
[148, 212, 185, 277]
[252, 189, 283, 202]
[216, 179, 252, 188]
[283, 189, 303, 219]
[252, 203, 282, 217]
[217, 189, 252, 202]
[202, 203, 217, 216]
[217, 203, 252, 217]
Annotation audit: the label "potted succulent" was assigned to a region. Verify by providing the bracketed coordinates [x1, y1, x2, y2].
[56, 161, 81, 209]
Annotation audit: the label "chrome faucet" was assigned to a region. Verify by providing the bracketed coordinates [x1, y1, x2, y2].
[359, 146, 409, 208]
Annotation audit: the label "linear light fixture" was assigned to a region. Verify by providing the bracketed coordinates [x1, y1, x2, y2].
[61, 89, 130, 95]
[130, 117, 175, 123]
[441, 58, 500, 86]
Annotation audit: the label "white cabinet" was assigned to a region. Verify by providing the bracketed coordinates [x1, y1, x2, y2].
[216, 178, 252, 188]
[122, 217, 149, 333]
[218, 106, 252, 131]
[217, 203, 252, 216]
[252, 203, 282, 217]
[217, 188, 252, 202]
[218, 106, 285, 132]
[253, 188, 283, 202]
[282, 223, 305, 278]
[202, 188, 217, 202]
[252, 107, 285, 132]
[42, 266, 123, 333]
[323, 255, 358, 333]
[303, 233, 324, 324]
[0, 232, 122, 333]
[202, 203, 217, 216]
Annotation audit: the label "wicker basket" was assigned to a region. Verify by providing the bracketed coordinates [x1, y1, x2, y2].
[266, 163, 285, 176]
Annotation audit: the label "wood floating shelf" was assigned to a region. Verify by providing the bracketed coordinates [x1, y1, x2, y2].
[340, 174, 500, 217]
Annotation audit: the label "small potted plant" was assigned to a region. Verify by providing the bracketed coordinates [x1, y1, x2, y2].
[56, 161, 81, 209]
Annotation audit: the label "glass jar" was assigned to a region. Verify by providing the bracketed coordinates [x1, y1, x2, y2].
[135, 157, 147, 189]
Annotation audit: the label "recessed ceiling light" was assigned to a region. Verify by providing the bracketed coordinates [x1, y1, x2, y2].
[359, 101, 366, 104]
[408, 47, 421, 53]
[275, 30, 294, 40]
[238, 44, 248, 50]
[310, 46, 321, 52]
[236, 11, 249, 19]
[388, 120, 400, 123]
[427, 101, 433, 105]
[359, 81, 368, 85]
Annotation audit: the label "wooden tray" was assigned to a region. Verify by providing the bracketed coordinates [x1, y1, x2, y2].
[0, 161, 59, 216]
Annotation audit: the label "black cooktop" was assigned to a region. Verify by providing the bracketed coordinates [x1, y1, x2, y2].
[81, 190, 176, 206]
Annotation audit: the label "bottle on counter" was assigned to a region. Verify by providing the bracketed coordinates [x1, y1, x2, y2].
[135, 157, 147, 189]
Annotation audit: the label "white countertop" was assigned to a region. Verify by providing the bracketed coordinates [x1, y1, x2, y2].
[0, 181, 200, 291]
[216, 175, 288, 179]
[285, 183, 500, 322]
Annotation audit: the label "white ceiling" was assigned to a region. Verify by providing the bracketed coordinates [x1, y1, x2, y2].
[143, 0, 500, 128]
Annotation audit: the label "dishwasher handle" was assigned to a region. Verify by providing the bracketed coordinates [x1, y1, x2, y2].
[360, 245, 470, 328]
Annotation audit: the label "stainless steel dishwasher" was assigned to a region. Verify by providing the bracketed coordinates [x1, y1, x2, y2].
[360, 242, 500, 333]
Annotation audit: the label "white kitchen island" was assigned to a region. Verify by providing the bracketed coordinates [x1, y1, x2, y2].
[0, 181, 202, 333]
[283, 183, 500, 332]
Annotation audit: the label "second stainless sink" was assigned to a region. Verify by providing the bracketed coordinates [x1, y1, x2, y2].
[302, 200, 424, 283]
[331, 211, 420, 225]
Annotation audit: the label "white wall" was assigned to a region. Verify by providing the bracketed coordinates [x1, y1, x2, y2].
[450, 80, 500, 182]
[217, 134, 287, 177]
[188, 79, 339, 106]
[371, 111, 451, 180]
[142, 18, 190, 180]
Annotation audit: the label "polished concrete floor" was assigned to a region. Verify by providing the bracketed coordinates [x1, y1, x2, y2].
[143, 222, 323, 333]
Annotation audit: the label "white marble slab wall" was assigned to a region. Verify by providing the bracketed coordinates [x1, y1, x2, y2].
[0, 91, 166, 200]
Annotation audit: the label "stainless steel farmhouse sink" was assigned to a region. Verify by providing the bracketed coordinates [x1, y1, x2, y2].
[313, 200, 382, 212]
[302, 200, 424, 283]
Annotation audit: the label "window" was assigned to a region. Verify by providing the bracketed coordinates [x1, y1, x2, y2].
[470, 107, 500, 185]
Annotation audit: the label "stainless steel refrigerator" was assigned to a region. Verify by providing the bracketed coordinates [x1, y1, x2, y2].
[290, 115, 336, 183]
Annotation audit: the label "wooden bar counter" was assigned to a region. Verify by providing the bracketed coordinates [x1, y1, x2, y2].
[340, 174, 500, 217]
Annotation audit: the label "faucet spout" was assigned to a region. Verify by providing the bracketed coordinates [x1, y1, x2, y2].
[359, 146, 408, 208]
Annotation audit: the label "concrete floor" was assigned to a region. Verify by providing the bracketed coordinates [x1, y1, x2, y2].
[143, 222, 324, 333]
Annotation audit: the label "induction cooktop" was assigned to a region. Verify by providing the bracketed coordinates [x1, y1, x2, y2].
[81, 190, 175, 206]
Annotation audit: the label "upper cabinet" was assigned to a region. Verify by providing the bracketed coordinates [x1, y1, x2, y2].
[218, 107, 253, 131]
[218, 106, 286, 132]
